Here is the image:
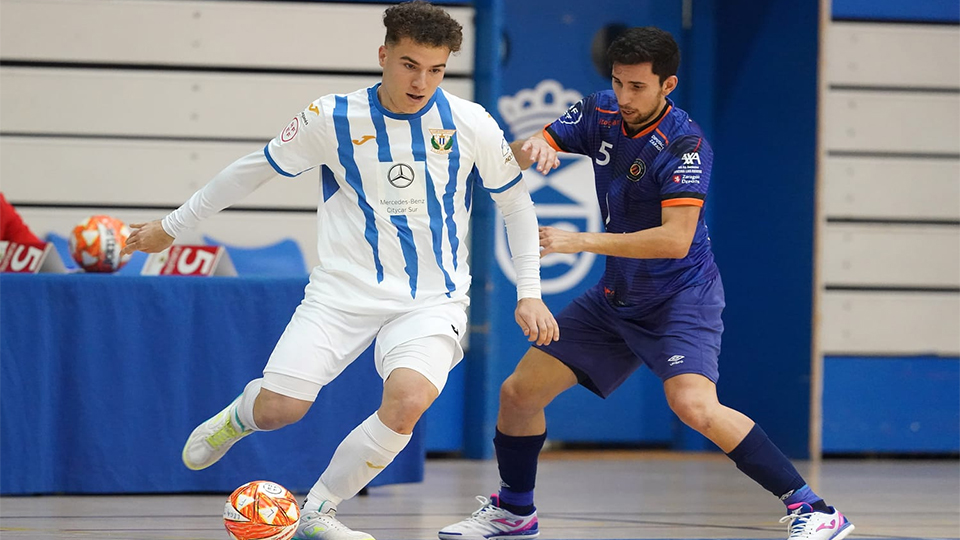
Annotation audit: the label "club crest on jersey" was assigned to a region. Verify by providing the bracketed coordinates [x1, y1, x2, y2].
[627, 158, 646, 182]
[429, 129, 456, 154]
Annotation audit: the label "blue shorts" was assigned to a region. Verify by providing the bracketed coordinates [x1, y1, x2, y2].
[534, 277, 725, 398]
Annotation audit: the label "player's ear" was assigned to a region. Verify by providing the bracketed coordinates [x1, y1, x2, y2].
[662, 75, 678, 96]
[378, 45, 388, 68]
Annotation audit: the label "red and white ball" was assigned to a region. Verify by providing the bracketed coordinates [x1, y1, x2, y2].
[68, 215, 131, 273]
[223, 480, 300, 540]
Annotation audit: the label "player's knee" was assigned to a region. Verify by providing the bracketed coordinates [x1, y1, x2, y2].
[499, 375, 541, 413]
[380, 387, 434, 434]
[254, 393, 310, 430]
[668, 393, 715, 433]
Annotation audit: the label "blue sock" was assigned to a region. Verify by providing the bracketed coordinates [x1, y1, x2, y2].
[494, 428, 545, 516]
[726, 424, 823, 508]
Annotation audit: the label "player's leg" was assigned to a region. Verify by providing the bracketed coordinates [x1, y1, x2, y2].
[440, 288, 643, 540]
[664, 374, 853, 539]
[181, 295, 380, 471]
[297, 304, 465, 540]
[650, 277, 853, 540]
[437, 347, 576, 540]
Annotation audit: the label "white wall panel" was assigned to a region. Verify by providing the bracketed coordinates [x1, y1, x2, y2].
[18, 207, 321, 269]
[1, 137, 319, 209]
[822, 156, 960, 220]
[821, 291, 960, 355]
[823, 90, 960, 154]
[826, 23, 960, 88]
[0, 68, 474, 138]
[822, 224, 960, 287]
[0, 0, 475, 75]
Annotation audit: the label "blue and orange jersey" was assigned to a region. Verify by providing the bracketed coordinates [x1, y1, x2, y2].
[543, 91, 719, 311]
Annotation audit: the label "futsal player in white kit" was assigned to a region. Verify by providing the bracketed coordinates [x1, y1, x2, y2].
[122, 3, 558, 539]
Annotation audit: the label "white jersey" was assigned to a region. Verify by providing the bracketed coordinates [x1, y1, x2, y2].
[264, 84, 526, 313]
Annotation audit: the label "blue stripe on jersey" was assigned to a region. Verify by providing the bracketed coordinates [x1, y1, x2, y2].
[263, 145, 297, 178]
[332, 95, 384, 283]
[390, 214, 418, 298]
[367, 87, 394, 163]
[465, 165, 477, 212]
[368, 87, 418, 298]
[484, 172, 523, 194]
[410, 116, 455, 297]
[320, 165, 339, 202]
[434, 91, 462, 270]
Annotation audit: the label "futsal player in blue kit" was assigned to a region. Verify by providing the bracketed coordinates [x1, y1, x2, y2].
[439, 27, 853, 540]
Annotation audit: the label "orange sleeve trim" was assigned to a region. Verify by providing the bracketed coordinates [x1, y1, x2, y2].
[541, 127, 562, 152]
[661, 198, 704, 208]
[596, 107, 618, 114]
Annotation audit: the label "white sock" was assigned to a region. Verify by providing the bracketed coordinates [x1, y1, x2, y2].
[304, 412, 411, 512]
[236, 378, 264, 432]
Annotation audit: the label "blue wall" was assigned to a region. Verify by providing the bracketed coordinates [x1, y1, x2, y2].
[706, 0, 820, 459]
[823, 357, 960, 453]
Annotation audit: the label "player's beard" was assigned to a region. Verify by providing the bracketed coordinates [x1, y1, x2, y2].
[623, 95, 667, 132]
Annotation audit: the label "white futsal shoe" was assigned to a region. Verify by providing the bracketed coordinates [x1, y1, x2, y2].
[181, 394, 252, 470]
[780, 502, 855, 540]
[438, 495, 539, 540]
[294, 503, 375, 540]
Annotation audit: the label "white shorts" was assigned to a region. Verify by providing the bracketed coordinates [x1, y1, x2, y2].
[261, 295, 468, 402]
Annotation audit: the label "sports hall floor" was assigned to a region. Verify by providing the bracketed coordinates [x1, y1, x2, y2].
[1, 450, 957, 539]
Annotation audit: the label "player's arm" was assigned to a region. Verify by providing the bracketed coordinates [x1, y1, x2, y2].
[475, 111, 559, 344]
[490, 182, 560, 345]
[542, 133, 711, 260]
[508, 96, 593, 175]
[123, 101, 328, 256]
[121, 152, 277, 255]
[540, 204, 699, 259]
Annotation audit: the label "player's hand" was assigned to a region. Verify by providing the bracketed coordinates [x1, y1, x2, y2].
[539, 226, 583, 256]
[514, 297, 559, 346]
[121, 220, 174, 256]
[520, 137, 560, 174]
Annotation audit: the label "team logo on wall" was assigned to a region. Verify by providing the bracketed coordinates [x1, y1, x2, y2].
[387, 163, 415, 188]
[281, 117, 299, 143]
[497, 79, 583, 139]
[429, 129, 456, 154]
[627, 158, 646, 182]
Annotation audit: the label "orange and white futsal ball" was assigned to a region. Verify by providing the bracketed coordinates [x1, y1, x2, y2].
[68, 214, 131, 273]
[223, 480, 300, 540]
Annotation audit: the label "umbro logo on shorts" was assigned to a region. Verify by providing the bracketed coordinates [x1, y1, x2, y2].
[667, 355, 685, 366]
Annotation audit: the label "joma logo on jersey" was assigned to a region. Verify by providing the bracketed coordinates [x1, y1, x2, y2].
[681, 152, 701, 165]
[429, 129, 456, 154]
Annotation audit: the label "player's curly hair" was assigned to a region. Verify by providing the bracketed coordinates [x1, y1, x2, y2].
[607, 27, 680, 84]
[383, 1, 463, 53]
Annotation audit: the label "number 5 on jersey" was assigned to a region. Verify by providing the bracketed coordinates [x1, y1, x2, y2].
[596, 141, 613, 166]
